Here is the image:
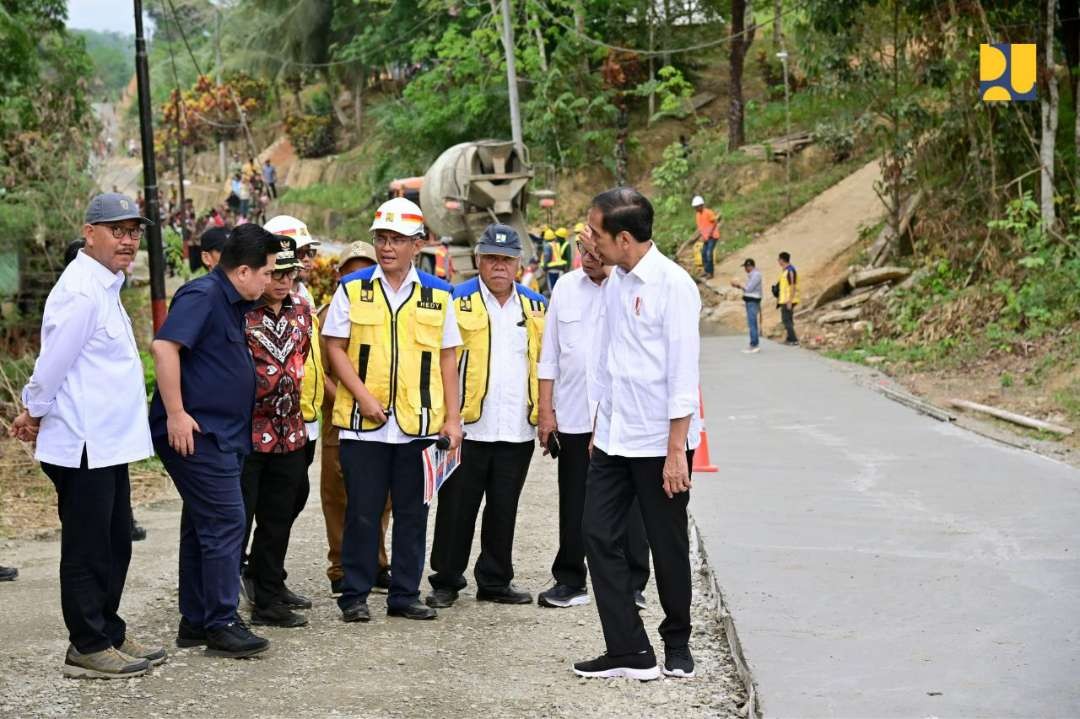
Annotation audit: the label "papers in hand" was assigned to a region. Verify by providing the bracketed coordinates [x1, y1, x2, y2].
[423, 441, 461, 505]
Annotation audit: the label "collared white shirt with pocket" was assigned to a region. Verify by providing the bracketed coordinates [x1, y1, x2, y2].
[322, 265, 461, 444]
[464, 280, 535, 443]
[21, 251, 154, 469]
[537, 268, 606, 434]
[593, 244, 702, 458]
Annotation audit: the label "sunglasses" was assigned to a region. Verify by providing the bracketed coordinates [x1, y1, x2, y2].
[297, 248, 317, 259]
[271, 268, 299, 281]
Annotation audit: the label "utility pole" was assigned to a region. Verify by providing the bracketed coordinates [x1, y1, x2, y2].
[777, 49, 792, 212]
[173, 85, 188, 257]
[134, 0, 167, 331]
[216, 7, 226, 183]
[499, 0, 524, 154]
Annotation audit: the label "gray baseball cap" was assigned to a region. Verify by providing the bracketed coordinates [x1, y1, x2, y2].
[475, 223, 521, 258]
[84, 192, 152, 225]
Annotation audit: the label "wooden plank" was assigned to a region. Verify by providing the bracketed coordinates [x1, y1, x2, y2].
[878, 386, 956, 422]
[849, 266, 911, 289]
[948, 399, 1074, 436]
[818, 308, 862, 324]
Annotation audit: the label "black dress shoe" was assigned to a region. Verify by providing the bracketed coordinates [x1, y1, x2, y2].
[280, 586, 312, 609]
[205, 620, 270, 658]
[424, 588, 458, 608]
[0, 565, 17, 582]
[130, 520, 147, 542]
[330, 578, 344, 597]
[341, 600, 370, 623]
[251, 604, 308, 628]
[176, 617, 207, 648]
[374, 567, 391, 593]
[476, 584, 532, 604]
[388, 601, 437, 620]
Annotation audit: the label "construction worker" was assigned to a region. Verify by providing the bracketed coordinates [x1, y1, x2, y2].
[571, 222, 586, 270]
[316, 241, 393, 597]
[426, 224, 546, 609]
[690, 195, 720, 279]
[536, 224, 652, 610]
[777, 251, 800, 345]
[322, 197, 463, 623]
[433, 235, 454, 280]
[542, 228, 565, 290]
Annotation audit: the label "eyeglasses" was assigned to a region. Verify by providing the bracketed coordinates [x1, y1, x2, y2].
[271, 268, 299, 281]
[576, 240, 600, 261]
[297, 248, 317, 259]
[373, 236, 418, 248]
[96, 223, 143, 241]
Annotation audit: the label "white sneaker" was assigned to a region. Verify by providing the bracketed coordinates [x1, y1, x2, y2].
[741, 346, 760, 354]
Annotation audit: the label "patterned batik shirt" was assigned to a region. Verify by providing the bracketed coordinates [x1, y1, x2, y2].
[245, 293, 312, 453]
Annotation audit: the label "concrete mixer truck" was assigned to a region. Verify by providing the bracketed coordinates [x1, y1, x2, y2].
[387, 139, 545, 283]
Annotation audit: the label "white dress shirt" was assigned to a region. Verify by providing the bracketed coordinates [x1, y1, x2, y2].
[21, 250, 154, 469]
[537, 268, 606, 434]
[593, 244, 702, 458]
[465, 280, 535, 443]
[322, 265, 461, 444]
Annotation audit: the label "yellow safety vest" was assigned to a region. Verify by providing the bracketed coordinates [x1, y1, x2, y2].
[453, 279, 546, 426]
[300, 304, 324, 423]
[546, 240, 568, 269]
[778, 264, 800, 305]
[331, 268, 453, 437]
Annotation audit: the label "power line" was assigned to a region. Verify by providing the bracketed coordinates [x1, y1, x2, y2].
[534, 0, 807, 57]
[161, 0, 204, 76]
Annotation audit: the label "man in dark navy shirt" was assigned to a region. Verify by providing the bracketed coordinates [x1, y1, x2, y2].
[150, 224, 278, 659]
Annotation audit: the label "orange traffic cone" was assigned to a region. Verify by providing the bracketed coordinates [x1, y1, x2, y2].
[693, 388, 718, 473]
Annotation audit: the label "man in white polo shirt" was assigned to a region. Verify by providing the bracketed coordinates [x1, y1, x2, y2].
[573, 187, 701, 682]
[10, 193, 165, 679]
[535, 225, 651, 610]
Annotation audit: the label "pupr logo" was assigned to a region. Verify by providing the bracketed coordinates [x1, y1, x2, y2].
[980, 44, 1036, 102]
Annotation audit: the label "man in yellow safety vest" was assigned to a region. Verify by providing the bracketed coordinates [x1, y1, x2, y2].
[321, 197, 464, 623]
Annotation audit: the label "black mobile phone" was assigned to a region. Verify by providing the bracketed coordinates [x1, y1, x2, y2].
[547, 432, 561, 459]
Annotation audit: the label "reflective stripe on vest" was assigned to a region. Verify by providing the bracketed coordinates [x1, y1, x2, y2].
[300, 306, 324, 422]
[454, 282, 546, 426]
[546, 240, 568, 268]
[330, 271, 452, 436]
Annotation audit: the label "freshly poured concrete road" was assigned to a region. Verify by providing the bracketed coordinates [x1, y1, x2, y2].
[693, 336, 1080, 719]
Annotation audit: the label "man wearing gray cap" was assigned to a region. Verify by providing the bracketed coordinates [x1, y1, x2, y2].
[426, 224, 547, 608]
[10, 193, 166, 679]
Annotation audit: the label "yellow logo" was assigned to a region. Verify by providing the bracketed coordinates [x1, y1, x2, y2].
[980, 44, 1036, 102]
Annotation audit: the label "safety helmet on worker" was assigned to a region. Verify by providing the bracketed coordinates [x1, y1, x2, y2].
[370, 197, 426, 237]
[555, 227, 569, 239]
[543, 228, 556, 241]
[573, 222, 585, 234]
[264, 214, 319, 249]
[691, 195, 705, 208]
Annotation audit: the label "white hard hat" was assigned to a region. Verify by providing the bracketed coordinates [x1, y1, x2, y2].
[691, 195, 705, 208]
[264, 214, 319, 249]
[370, 197, 425, 237]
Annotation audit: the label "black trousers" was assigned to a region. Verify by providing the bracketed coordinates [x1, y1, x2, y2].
[553, 432, 649, 592]
[429, 440, 534, 592]
[338, 439, 431, 611]
[40, 453, 131, 654]
[781, 305, 798, 342]
[240, 448, 310, 608]
[584, 447, 695, 656]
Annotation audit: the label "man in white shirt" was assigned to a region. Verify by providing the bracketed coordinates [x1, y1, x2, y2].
[426, 224, 547, 609]
[573, 187, 702, 682]
[10, 193, 164, 679]
[322, 197, 463, 623]
[536, 226, 651, 610]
